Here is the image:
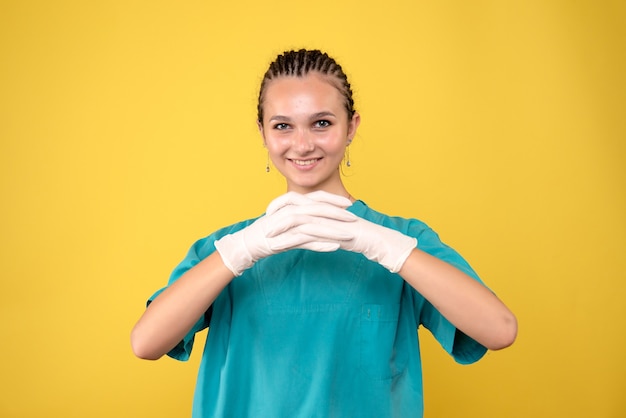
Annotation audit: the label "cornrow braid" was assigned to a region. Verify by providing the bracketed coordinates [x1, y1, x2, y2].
[257, 49, 356, 124]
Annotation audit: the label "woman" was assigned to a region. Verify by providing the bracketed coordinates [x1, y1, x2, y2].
[131, 49, 517, 417]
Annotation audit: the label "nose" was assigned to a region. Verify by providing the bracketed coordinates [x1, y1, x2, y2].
[292, 129, 315, 153]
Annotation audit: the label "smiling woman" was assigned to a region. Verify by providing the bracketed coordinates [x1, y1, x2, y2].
[259, 73, 360, 195]
[130, 49, 517, 417]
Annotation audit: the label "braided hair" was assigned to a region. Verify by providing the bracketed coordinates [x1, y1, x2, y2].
[257, 49, 356, 124]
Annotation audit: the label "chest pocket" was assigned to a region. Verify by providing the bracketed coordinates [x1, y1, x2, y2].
[263, 304, 360, 381]
[360, 303, 409, 380]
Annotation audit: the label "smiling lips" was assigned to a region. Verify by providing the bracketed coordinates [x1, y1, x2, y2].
[290, 158, 321, 167]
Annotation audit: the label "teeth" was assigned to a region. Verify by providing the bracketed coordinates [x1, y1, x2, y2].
[293, 159, 319, 166]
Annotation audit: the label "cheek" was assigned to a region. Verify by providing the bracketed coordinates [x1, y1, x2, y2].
[264, 136, 288, 154]
[323, 137, 348, 154]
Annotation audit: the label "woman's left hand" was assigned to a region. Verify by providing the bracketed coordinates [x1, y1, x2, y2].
[302, 191, 417, 272]
[276, 192, 518, 350]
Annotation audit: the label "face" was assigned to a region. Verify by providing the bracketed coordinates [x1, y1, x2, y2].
[258, 73, 360, 195]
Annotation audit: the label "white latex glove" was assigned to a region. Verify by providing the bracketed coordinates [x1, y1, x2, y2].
[214, 192, 357, 276]
[342, 217, 417, 272]
[304, 192, 417, 273]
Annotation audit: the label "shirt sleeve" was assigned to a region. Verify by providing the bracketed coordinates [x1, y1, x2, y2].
[412, 223, 488, 365]
[146, 237, 216, 361]
[144, 218, 258, 361]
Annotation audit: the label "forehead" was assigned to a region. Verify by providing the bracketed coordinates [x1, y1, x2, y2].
[263, 73, 344, 108]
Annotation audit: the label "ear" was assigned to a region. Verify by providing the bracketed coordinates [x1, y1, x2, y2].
[257, 120, 266, 146]
[347, 112, 361, 142]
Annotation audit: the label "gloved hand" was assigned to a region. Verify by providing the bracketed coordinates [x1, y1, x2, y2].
[304, 192, 417, 273]
[214, 192, 357, 276]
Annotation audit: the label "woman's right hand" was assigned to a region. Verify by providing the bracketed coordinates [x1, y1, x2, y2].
[214, 192, 357, 276]
[132, 191, 357, 359]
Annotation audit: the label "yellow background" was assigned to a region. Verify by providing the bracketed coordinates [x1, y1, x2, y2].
[1, 1, 624, 417]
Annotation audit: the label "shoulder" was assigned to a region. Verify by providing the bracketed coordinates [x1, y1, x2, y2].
[185, 215, 261, 260]
[351, 200, 430, 237]
[166, 215, 261, 283]
[353, 201, 479, 280]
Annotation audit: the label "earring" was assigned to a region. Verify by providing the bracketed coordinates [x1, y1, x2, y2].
[346, 139, 352, 167]
[266, 151, 270, 173]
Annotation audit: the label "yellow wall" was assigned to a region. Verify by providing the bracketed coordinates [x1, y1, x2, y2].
[1, 1, 624, 417]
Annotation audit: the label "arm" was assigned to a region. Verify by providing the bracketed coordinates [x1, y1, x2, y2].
[131, 251, 233, 360]
[131, 192, 357, 360]
[399, 249, 517, 350]
[342, 217, 517, 350]
[301, 191, 517, 351]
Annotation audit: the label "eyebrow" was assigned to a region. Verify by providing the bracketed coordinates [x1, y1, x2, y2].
[268, 111, 337, 123]
[310, 111, 336, 120]
[268, 115, 291, 122]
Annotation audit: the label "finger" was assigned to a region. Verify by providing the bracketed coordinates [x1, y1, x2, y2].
[287, 223, 355, 241]
[265, 192, 312, 215]
[267, 211, 356, 237]
[304, 190, 353, 208]
[280, 202, 357, 221]
[293, 242, 341, 252]
[267, 234, 341, 252]
[266, 191, 353, 217]
[308, 203, 358, 221]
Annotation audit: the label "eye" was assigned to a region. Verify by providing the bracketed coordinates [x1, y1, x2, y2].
[313, 120, 331, 128]
[273, 123, 289, 130]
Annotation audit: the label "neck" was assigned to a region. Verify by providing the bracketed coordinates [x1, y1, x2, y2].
[286, 185, 354, 202]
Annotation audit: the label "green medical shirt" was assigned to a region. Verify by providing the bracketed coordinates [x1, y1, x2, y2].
[149, 200, 487, 417]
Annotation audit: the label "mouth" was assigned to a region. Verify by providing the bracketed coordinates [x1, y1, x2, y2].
[289, 158, 322, 167]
